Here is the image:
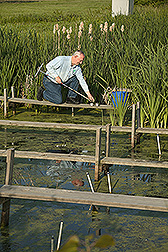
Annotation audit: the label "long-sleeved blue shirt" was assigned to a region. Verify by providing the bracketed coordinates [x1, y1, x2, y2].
[46, 56, 89, 93]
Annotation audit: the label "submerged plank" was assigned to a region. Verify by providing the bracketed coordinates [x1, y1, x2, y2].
[101, 157, 168, 168]
[0, 185, 167, 212]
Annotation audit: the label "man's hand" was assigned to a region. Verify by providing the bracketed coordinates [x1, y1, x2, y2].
[86, 91, 95, 102]
[55, 76, 62, 84]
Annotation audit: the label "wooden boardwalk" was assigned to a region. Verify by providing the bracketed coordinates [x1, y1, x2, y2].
[1, 150, 168, 169]
[0, 185, 167, 212]
[0, 95, 113, 109]
[101, 157, 168, 169]
[0, 149, 95, 163]
[0, 120, 133, 133]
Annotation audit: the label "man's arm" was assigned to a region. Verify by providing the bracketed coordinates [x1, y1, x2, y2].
[75, 67, 95, 102]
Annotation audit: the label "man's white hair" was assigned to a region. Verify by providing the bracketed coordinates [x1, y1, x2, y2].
[73, 50, 85, 57]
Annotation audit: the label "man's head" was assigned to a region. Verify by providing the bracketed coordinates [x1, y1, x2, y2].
[71, 51, 85, 66]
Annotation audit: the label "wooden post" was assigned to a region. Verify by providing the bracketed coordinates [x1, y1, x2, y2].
[137, 101, 140, 144]
[1, 148, 15, 227]
[106, 124, 111, 158]
[4, 88, 8, 118]
[72, 107, 74, 117]
[131, 104, 136, 149]
[11, 86, 16, 115]
[95, 127, 102, 181]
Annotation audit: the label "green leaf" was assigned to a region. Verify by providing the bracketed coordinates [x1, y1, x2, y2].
[59, 235, 80, 252]
[94, 234, 115, 248]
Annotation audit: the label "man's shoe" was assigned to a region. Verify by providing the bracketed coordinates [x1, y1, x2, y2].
[66, 97, 80, 104]
[37, 86, 45, 101]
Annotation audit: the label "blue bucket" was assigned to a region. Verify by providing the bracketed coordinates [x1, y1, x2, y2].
[111, 91, 128, 108]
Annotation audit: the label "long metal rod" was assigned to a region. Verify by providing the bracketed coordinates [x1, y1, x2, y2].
[35, 65, 90, 102]
[56, 221, 63, 250]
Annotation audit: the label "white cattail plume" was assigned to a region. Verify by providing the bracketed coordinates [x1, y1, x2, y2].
[69, 26, 72, 34]
[100, 24, 103, 32]
[79, 21, 84, 31]
[56, 24, 59, 30]
[104, 21, 108, 33]
[66, 29, 70, 39]
[53, 25, 56, 34]
[78, 31, 82, 38]
[88, 23, 92, 35]
[110, 23, 115, 32]
[121, 25, 124, 33]
[62, 26, 66, 34]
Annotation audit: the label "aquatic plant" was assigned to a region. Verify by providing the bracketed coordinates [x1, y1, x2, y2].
[58, 234, 115, 252]
[0, 3, 167, 127]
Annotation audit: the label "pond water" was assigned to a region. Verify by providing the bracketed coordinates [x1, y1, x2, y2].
[0, 108, 168, 251]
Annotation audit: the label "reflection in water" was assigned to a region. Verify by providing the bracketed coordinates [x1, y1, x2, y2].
[1, 227, 11, 252]
[133, 173, 156, 183]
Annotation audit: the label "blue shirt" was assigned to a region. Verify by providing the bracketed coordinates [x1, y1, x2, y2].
[46, 56, 89, 93]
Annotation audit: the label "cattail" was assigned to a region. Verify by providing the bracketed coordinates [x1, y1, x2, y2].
[109, 23, 115, 32]
[53, 25, 56, 34]
[121, 25, 124, 33]
[62, 26, 66, 33]
[78, 31, 82, 38]
[79, 21, 84, 31]
[100, 24, 103, 32]
[88, 23, 92, 35]
[66, 29, 70, 39]
[104, 22, 108, 33]
[69, 26, 72, 34]
[56, 24, 59, 30]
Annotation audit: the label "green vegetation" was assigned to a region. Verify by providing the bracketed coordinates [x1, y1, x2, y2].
[0, 0, 167, 128]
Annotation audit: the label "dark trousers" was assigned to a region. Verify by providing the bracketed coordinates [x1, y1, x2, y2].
[43, 75, 79, 104]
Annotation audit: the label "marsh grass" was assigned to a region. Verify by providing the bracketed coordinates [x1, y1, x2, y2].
[0, 2, 167, 127]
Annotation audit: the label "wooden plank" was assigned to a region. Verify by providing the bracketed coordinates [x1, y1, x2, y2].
[7, 97, 113, 110]
[0, 185, 167, 212]
[101, 157, 168, 168]
[0, 150, 95, 163]
[0, 120, 100, 131]
[1, 150, 168, 169]
[0, 120, 132, 133]
[136, 127, 168, 135]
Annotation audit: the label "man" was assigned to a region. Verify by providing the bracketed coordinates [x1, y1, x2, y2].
[37, 51, 95, 104]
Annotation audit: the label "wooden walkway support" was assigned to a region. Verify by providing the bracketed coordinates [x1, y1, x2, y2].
[1, 148, 15, 227]
[0, 87, 113, 118]
[0, 185, 168, 212]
